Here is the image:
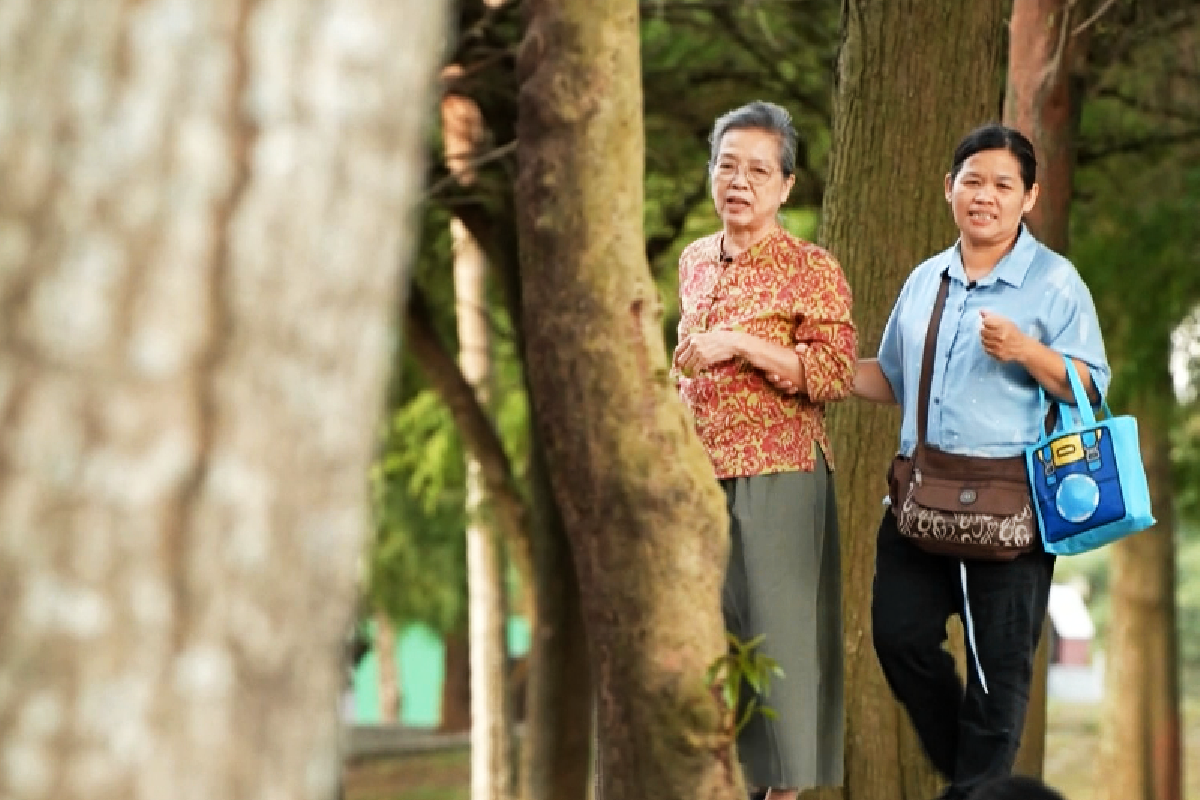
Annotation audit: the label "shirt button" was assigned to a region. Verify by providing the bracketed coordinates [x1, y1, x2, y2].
[934, 398, 941, 404]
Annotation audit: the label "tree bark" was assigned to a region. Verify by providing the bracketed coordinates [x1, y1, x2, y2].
[454, 217, 517, 800]
[375, 612, 400, 723]
[1097, 390, 1183, 800]
[1003, 0, 1087, 773]
[0, 2, 446, 799]
[515, 2, 739, 799]
[820, 2, 1006, 799]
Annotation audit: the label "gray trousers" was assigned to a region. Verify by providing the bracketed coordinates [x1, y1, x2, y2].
[721, 453, 844, 790]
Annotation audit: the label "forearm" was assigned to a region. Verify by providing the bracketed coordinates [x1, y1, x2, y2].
[736, 334, 806, 393]
[853, 358, 898, 404]
[1017, 337, 1097, 403]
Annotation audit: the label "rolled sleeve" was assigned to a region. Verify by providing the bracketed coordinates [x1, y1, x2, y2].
[793, 249, 857, 403]
[1047, 274, 1111, 397]
[876, 275, 914, 401]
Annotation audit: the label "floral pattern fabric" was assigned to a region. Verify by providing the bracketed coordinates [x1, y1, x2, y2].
[675, 227, 857, 478]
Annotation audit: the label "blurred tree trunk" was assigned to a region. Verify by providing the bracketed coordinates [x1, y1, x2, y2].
[1003, 0, 1087, 774]
[0, 1, 445, 799]
[442, 632, 473, 733]
[1098, 388, 1183, 800]
[454, 216, 517, 800]
[376, 612, 400, 722]
[515, 1, 739, 799]
[820, 2, 1006, 799]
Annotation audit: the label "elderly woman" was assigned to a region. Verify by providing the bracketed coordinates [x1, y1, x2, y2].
[673, 100, 856, 800]
[842, 124, 1110, 800]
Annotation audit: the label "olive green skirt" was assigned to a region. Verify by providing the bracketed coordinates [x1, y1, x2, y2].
[720, 452, 844, 791]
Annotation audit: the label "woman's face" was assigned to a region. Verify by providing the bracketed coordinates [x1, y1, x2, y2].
[945, 148, 1039, 248]
[711, 128, 794, 237]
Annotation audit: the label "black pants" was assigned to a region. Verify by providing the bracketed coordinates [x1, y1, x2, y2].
[871, 510, 1054, 800]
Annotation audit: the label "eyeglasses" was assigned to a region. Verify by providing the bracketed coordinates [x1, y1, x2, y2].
[712, 161, 778, 186]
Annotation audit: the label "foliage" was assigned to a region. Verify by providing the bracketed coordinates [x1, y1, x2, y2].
[706, 633, 784, 738]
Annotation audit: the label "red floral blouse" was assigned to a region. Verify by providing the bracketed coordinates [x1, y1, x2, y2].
[675, 227, 857, 478]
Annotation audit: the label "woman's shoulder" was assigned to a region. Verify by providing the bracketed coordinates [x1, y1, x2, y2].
[680, 231, 723, 263]
[1024, 239, 1090, 292]
[767, 229, 840, 269]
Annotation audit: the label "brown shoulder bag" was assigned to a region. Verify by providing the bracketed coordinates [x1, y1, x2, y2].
[887, 272, 1041, 561]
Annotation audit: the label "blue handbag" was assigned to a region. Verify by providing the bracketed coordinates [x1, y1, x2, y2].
[1025, 356, 1155, 555]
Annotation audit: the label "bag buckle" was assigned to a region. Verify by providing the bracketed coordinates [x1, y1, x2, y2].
[959, 488, 978, 505]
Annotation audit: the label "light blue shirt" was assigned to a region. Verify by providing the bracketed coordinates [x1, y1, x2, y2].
[878, 227, 1110, 458]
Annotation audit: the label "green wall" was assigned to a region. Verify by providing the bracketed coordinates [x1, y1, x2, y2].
[352, 617, 531, 727]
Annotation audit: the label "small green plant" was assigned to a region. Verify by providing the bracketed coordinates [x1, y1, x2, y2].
[706, 632, 785, 736]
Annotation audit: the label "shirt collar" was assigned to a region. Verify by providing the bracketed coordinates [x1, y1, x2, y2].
[947, 225, 1038, 288]
[715, 225, 787, 264]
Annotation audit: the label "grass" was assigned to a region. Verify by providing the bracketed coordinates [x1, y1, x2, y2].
[344, 748, 468, 800]
[1044, 698, 1200, 800]
[345, 699, 1200, 800]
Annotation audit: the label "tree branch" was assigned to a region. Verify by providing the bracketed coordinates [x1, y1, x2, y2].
[404, 285, 531, 571]
[1077, 128, 1200, 166]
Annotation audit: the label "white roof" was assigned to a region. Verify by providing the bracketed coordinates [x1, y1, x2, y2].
[1048, 583, 1095, 640]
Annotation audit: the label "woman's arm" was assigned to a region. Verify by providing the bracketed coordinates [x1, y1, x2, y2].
[980, 310, 1098, 402]
[852, 358, 898, 404]
[736, 335, 807, 392]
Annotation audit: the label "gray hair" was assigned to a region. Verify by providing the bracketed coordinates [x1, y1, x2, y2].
[708, 101, 798, 177]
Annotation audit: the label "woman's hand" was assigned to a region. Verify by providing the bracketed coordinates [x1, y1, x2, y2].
[980, 311, 1032, 363]
[767, 343, 808, 394]
[675, 330, 745, 375]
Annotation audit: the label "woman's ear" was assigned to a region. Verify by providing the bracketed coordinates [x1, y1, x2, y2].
[1022, 182, 1041, 215]
[780, 174, 796, 205]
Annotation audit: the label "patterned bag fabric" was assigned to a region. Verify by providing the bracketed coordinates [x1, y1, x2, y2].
[887, 272, 1038, 561]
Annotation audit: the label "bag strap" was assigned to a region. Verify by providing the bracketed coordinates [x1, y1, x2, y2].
[915, 271, 952, 454]
[918, 271, 1057, 454]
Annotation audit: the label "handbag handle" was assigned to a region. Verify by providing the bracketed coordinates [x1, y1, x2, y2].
[1036, 355, 1110, 440]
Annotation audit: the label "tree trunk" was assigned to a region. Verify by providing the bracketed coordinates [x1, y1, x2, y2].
[1003, 0, 1087, 773]
[454, 217, 517, 800]
[1098, 392, 1183, 800]
[376, 612, 400, 722]
[820, 2, 1006, 799]
[515, 2, 739, 799]
[521, 430, 593, 800]
[442, 631, 474, 734]
[1004, 0, 1083, 255]
[0, 2, 446, 799]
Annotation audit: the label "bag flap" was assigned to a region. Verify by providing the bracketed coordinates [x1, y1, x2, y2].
[911, 474, 1029, 516]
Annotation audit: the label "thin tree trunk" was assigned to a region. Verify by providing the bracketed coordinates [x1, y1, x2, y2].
[1003, 0, 1087, 773]
[515, 2, 740, 799]
[376, 612, 401, 723]
[820, 2, 1006, 799]
[1098, 391, 1183, 800]
[0, 2, 446, 799]
[454, 217, 517, 800]
[442, 632, 473, 734]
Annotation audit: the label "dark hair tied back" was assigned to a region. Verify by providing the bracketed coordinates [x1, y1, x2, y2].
[950, 123, 1037, 190]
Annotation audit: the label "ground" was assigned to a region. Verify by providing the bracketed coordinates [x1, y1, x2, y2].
[343, 700, 1200, 800]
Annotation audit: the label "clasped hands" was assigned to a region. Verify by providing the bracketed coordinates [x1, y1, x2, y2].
[673, 330, 747, 376]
